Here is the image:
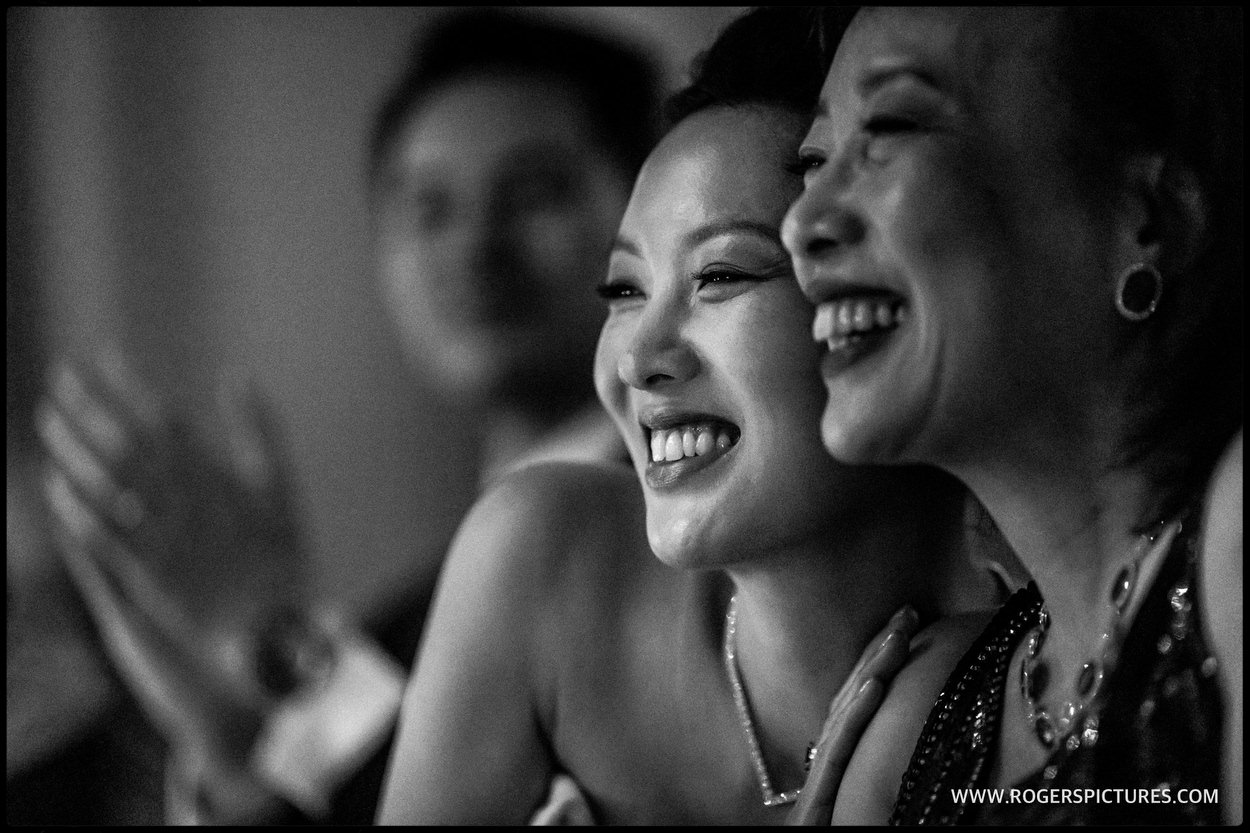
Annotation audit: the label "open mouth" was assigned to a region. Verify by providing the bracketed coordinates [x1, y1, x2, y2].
[642, 418, 741, 489]
[812, 293, 907, 371]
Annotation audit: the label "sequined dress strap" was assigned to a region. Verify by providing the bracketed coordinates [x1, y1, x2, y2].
[889, 583, 1045, 825]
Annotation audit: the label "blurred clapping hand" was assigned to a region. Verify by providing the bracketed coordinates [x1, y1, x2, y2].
[35, 349, 329, 815]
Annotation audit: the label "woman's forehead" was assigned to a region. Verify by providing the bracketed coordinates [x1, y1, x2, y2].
[626, 107, 802, 230]
[836, 8, 1064, 90]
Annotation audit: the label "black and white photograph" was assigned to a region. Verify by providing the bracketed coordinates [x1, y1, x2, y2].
[8, 6, 1241, 826]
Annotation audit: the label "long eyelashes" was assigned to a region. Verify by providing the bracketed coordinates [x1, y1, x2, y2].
[691, 270, 766, 291]
[598, 266, 775, 304]
[791, 114, 918, 178]
[595, 281, 643, 301]
[863, 114, 918, 134]
[787, 150, 826, 176]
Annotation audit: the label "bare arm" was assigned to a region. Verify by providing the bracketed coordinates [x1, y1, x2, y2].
[376, 475, 563, 825]
[1199, 430, 1242, 825]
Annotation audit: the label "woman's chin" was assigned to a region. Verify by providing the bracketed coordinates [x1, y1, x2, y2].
[819, 401, 916, 468]
[645, 520, 725, 570]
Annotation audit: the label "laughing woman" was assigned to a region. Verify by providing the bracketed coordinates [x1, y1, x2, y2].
[376, 7, 1002, 826]
[784, 6, 1242, 825]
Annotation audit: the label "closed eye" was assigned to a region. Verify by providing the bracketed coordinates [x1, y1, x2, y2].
[787, 149, 826, 176]
[864, 114, 918, 134]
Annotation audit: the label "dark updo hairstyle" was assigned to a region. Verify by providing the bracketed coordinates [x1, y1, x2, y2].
[370, 8, 663, 182]
[1055, 7, 1242, 523]
[664, 6, 858, 129]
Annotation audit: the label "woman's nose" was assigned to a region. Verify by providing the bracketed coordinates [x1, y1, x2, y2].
[781, 176, 866, 266]
[617, 306, 699, 390]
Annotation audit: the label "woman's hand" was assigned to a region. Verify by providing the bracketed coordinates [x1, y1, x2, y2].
[787, 604, 920, 825]
[35, 350, 309, 761]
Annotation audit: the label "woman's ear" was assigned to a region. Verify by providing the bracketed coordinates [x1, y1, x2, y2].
[1123, 152, 1212, 277]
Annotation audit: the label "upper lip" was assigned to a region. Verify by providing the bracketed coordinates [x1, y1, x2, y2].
[797, 267, 899, 307]
[637, 407, 735, 433]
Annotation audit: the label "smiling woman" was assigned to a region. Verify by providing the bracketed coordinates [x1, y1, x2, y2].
[784, 6, 1242, 825]
[595, 103, 850, 568]
[376, 6, 1005, 826]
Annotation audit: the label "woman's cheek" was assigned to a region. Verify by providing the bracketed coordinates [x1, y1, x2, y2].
[593, 322, 633, 435]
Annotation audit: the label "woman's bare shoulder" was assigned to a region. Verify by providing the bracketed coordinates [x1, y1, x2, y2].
[1198, 430, 1242, 824]
[451, 461, 645, 579]
[1199, 429, 1242, 663]
[1200, 429, 1242, 591]
[439, 460, 663, 659]
[382, 461, 656, 823]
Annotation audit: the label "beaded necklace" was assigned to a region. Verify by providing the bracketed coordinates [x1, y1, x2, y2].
[723, 595, 803, 808]
[1019, 517, 1181, 751]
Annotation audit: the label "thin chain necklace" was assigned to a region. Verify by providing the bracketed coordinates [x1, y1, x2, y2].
[723, 594, 803, 808]
[1019, 516, 1182, 751]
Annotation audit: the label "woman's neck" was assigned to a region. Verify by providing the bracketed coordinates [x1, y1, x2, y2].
[721, 498, 968, 790]
[957, 444, 1178, 684]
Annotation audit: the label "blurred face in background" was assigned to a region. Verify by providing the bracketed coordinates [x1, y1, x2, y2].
[373, 70, 634, 414]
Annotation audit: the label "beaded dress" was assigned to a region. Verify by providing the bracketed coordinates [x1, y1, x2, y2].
[891, 508, 1224, 825]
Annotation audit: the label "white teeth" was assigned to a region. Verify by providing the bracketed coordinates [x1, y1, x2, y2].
[813, 296, 907, 346]
[694, 428, 714, 456]
[650, 431, 665, 463]
[837, 302, 854, 332]
[852, 300, 873, 331]
[648, 423, 736, 463]
[875, 301, 893, 328]
[664, 431, 683, 462]
[812, 304, 836, 342]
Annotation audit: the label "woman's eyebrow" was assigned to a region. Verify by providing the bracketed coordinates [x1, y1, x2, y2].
[682, 219, 779, 250]
[610, 234, 642, 259]
[857, 64, 940, 99]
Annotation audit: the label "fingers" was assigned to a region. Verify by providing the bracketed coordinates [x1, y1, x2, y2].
[217, 375, 290, 502]
[46, 362, 131, 458]
[44, 468, 262, 756]
[39, 352, 171, 534]
[44, 465, 133, 625]
[857, 604, 919, 684]
[786, 605, 919, 826]
[43, 466, 186, 642]
[47, 351, 168, 459]
[788, 678, 888, 825]
[38, 399, 144, 532]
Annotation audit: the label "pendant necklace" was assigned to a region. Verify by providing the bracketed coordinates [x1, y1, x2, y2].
[1019, 516, 1182, 751]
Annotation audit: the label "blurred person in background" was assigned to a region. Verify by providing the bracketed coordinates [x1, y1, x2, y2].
[32, 8, 662, 825]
